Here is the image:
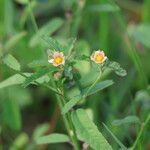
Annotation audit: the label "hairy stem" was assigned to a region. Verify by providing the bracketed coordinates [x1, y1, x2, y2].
[54, 87, 80, 150]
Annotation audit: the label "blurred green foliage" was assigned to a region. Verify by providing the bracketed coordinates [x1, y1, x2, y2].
[0, 0, 150, 150]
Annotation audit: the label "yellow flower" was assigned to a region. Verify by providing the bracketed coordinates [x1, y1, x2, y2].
[90, 50, 107, 64]
[48, 52, 65, 67]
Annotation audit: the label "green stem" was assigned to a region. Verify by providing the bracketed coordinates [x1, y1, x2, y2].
[131, 113, 150, 150]
[67, 113, 80, 150]
[53, 83, 80, 150]
[84, 67, 102, 97]
[17, 71, 62, 95]
[62, 96, 80, 150]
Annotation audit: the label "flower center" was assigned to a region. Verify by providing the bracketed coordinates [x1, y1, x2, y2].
[54, 56, 63, 65]
[95, 54, 104, 62]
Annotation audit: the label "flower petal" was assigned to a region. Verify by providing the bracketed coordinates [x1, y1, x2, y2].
[48, 59, 54, 63]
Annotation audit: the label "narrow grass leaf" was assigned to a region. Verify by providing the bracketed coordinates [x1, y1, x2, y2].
[71, 109, 113, 150]
[3, 54, 21, 71]
[29, 18, 64, 47]
[112, 116, 140, 126]
[103, 123, 127, 150]
[83, 80, 114, 96]
[35, 134, 70, 145]
[113, 8, 147, 87]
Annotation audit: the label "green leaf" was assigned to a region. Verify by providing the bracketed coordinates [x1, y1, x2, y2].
[63, 38, 76, 54]
[107, 61, 127, 77]
[62, 95, 82, 115]
[103, 123, 127, 150]
[23, 68, 53, 87]
[33, 123, 49, 141]
[87, 3, 120, 13]
[0, 74, 25, 89]
[4, 32, 27, 50]
[9, 133, 29, 150]
[28, 60, 49, 68]
[112, 116, 140, 126]
[3, 54, 21, 71]
[82, 80, 114, 96]
[29, 18, 64, 47]
[43, 36, 63, 52]
[0, 73, 50, 89]
[62, 80, 113, 114]
[34, 74, 50, 84]
[35, 134, 70, 145]
[71, 109, 113, 150]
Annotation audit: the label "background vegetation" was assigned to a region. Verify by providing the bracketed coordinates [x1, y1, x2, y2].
[0, 0, 150, 149]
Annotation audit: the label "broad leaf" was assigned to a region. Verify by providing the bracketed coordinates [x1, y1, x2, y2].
[63, 38, 76, 55]
[71, 109, 113, 150]
[62, 95, 82, 115]
[62, 80, 113, 114]
[3, 54, 21, 71]
[28, 60, 49, 68]
[83, 80, 114, 96]
[0, 74, 25, 89]
[103, 123, 127, 150]
[9, 133, 29, 150]
[43, 36, 63, 52]
[33, 123, 49, 141]
[43, 36, 76, 55]
[0, 73, 50, 89]
[112, 116, 140, 126]
[35, 133, 70, 145]
[29, 18, 64, 47]
[107, 61, 127, 77]
[23, 68, 53, 87]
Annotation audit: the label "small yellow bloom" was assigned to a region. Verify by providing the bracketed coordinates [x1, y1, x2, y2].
[48, 52, 65, 67]
[90, 50, 107, 64]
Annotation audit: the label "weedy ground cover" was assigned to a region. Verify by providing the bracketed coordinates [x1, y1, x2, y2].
[0, 0, 150, 150]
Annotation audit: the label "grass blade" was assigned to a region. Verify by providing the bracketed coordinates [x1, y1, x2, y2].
[103, 123, 127, 150]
